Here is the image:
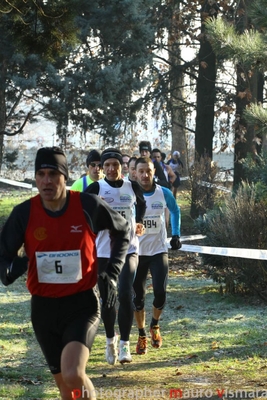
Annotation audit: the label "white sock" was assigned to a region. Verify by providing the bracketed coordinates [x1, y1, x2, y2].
[106, 335, 116, 345]
[120, 340, 129, 347]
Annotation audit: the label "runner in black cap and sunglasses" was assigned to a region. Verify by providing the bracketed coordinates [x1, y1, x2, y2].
[71, 149, 103, 192]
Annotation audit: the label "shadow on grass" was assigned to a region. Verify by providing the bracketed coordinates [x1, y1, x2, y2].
[0, 278, 53, 399]
[89, 273, 267, 398]
[1, 267, 267, 398]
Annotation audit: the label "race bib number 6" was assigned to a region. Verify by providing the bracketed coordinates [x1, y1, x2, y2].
[35, 250, 82, 284]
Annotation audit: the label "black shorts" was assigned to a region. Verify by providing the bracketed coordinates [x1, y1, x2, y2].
[172, 172, 180, 188]
[31, 289, 100, 374]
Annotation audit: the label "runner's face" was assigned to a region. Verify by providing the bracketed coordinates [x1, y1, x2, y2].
[88, 162, 102, 181]
[140, 149, 150, 157]
[35, 169, 66, 205]
[103, 158, 122, 181]
[136, 161, 155, 190]
[152, 152, 161, 162]
[122, 156, 130, 175]
[128, 160, 136, 181]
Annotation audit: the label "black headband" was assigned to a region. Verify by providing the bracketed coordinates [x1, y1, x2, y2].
[35, 147, 68, 180]
[101, 151, 123, 165]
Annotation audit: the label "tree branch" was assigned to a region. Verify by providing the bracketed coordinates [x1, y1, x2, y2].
[0, 112, 31, 136]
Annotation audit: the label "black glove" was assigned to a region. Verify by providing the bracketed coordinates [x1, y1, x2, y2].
[98, 271, 117, 309]
[170, 235, 182, 250]
[6, 256, 28, 284]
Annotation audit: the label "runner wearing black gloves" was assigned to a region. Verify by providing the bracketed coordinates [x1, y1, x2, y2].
[86, 148, 146, 365]
[0, 146, 129, 400]
[133, 157, 181, 356]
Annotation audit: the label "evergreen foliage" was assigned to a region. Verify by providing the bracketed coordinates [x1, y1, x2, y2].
[205, 17, 267, 69]
[3, 150, 18, 170]
[41, 0, 158, 141]
[205, 0, 267, 162]
[1, 0, 81, 62]
[195, 183, 267, 300]
[3, 0, 265, 163]
[248, 0, 267, 30]
[243, 104, 267, 139]
[0, 0, 159, 145]
[242, 151, 267, 201]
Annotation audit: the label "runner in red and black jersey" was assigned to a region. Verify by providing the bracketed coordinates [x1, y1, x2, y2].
[0, 146, 130, 400]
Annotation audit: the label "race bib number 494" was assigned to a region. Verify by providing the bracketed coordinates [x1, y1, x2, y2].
[143, 215, 161, 234]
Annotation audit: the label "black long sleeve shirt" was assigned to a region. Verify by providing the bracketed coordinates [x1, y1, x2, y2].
[0, 191, 130, 286]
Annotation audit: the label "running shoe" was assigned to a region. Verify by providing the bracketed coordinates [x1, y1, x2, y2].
[118, 342, 132, 364]
[136, 335, 148, 355]
[150, 325, 162, 348]
[105, 335, 118, 365]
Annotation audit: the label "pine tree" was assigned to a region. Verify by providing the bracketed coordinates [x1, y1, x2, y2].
[205, 0, 267, 185]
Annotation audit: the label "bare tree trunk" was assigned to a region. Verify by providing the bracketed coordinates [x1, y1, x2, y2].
[190, 0, 218, 219]
[170, 73, 188, 175]
[168, 0, 188, 175]
[195, 2, 217, 160]
[0, 86, 6, 172]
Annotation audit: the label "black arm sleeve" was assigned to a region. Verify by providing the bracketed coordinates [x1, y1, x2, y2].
[80, 193, 130, 280]
[0, 258, 12, 286]
[0, 200, 31, 285]
[84, 181, 100, 195]
[153, 160, 171, 188]
[131, 181, 146, 223]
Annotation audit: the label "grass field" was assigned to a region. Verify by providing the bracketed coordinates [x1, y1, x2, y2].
[0, 187, 267, 399]
[0, 189, 32, 228]
[1, 260, 267, 400]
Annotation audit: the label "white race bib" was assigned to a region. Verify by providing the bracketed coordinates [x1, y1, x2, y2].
[143, 215, 161, 234]
[35, 250, 82, 284]
[112, 206, 131, 220]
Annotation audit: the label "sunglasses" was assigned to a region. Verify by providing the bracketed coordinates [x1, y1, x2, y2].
[90, 162, 102, 168]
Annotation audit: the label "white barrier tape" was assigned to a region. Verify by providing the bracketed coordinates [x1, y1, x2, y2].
[168, 239, 267, 260]
[0, 177, 71, 192]
[1, 176, 231, 194]
[180, 234, 206, 242]
[180, 176, 231, 192]
[199, 180, 231, 193]
[0, 177, 33, 189]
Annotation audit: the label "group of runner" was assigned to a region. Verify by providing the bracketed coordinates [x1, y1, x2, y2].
[0, 143, 182, 399]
